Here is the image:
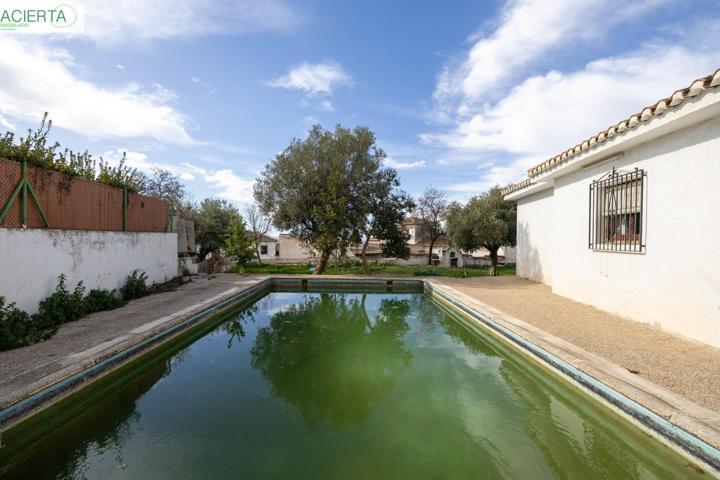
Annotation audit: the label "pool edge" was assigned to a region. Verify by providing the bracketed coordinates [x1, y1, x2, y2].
[423, 280, 720, 475]
[0, 278, 273, 433]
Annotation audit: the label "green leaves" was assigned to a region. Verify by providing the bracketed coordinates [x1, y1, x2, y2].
[0, 113, 145, 192]
[254, 124, 395, 272]
[194, 198, 242, 260]
[447, 187, 516, 252]
[446, 186, 517, 275]
[225, 218, 255, 266]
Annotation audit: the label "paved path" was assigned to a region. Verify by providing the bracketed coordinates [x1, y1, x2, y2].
[0, 275, 265, 410]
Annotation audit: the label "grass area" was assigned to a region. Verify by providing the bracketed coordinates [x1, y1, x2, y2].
[233, 261, 515, 278]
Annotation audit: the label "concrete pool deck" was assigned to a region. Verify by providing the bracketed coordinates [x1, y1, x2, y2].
[0, 273, 718, 465]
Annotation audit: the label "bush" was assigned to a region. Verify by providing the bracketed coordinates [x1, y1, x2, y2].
[84, 288, 124, 314]
[0, 297, 38, 351]
[0, 271, 150, 352]
[121, 270, 149, 301]
[34, 275, 87, 330]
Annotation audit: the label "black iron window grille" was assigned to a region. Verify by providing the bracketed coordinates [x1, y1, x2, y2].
[588, 167, 646, 253]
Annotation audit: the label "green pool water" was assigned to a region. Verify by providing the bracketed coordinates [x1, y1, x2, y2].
[0, 290, 706, 479]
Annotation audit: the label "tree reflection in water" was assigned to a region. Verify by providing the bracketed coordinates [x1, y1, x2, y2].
[250, 293, 412, 427]
[222, 303, 259, 349]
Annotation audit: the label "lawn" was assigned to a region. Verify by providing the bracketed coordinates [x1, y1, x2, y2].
[233, 261, 515, 278]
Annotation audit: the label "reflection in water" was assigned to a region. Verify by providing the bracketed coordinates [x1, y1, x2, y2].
[0, 293, 704, 480]
[250, 293, 411, 426]
[222, 303, 258, 348]
[0, 355, 169, 479]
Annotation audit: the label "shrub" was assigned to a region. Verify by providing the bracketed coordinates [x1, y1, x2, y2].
[0, 297, 38, 351]
[34, 275, 87, 330]
[121, 270, 149, 301]
[0, 113, 145, 192]
[84, 288, 124, 314]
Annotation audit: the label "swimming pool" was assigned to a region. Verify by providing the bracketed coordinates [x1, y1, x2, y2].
[0, 289, 706, 478]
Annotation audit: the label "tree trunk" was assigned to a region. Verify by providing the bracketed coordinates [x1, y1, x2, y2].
[255, 244, 262, 264]
[427, 238, 435, 266]
[489, 247, 499, 276]
[315, 250, 331, 275]
[361, 236, 371, 275]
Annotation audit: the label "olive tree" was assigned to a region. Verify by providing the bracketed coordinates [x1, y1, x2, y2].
[358, 169, 415, 274]
[254, 124, 393, 274]
[445, 186, 516, 276]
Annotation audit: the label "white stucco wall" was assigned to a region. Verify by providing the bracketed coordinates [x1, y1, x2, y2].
[514, 114, 720, 347]
[0, 229, 178, 313]
[258, 240, 278, 260]
[516, 188, 555, 284]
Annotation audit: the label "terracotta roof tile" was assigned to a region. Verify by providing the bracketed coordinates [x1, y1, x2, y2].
[502, 68, 720, 196]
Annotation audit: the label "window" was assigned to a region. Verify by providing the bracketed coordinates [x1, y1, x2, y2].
[589, 168, 645, 253]
[260, 245, 268, 255]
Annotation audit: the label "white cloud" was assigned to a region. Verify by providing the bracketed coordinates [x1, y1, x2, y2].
[0, 114, 16, 130]
[0, 37, 194, 144]
[82, 0, 299, 44]
[102, 149, 174, 173]
[433, 0, 666, 120]
[425, 44, 720, 158]
[424, 12, 720, 190]
[384, 157, 426, 170]
[116, 64, 125, 70]
[269, 61, 352, 96]
[320, 99, 335, 112]
[103, 150, 255, 204]
[203, 169, 255, 204]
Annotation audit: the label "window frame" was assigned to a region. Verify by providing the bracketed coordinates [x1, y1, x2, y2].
[260, 244, 268, 255]
[588, 168, 646, 253]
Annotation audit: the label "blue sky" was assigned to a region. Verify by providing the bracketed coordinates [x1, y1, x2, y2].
[1, 0, 719, 206]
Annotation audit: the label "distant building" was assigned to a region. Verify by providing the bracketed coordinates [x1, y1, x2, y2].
[256, 234, 279, 261]
[503, 69, 720, 348]
[401, 217, 449, 265]
[277, 234, 316, 263]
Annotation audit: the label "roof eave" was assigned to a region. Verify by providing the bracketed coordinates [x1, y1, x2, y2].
[504, 89, 720, 201]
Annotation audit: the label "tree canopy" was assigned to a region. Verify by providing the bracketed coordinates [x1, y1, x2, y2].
[225, 217, 256, 266]
[195, 198, 242, 260]
[414, 187, 448, 265]
[142, 168, 194, 217]
[445, 186, 516, 275]
[358, 168, 414, 273]
[254, 124, 404, 274]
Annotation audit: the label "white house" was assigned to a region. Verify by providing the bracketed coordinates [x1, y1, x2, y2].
[257, 234, 278, 261]
[503, 69, 720, 348]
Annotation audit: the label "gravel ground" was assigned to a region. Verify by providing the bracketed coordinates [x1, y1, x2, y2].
[434, 276, 720, 412]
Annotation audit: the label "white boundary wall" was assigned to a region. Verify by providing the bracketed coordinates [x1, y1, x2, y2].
[0, 229, 178, 313]
[512, 113, 720, 347]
